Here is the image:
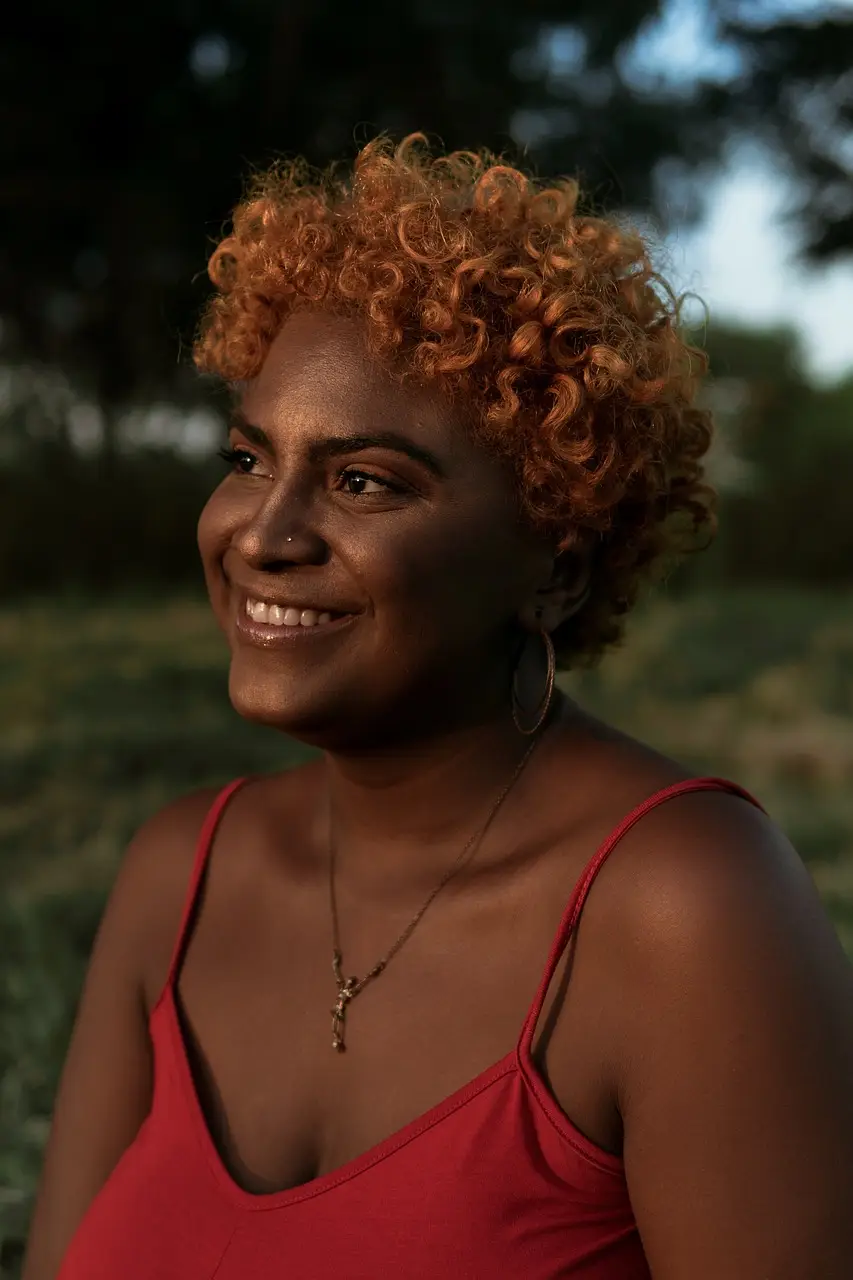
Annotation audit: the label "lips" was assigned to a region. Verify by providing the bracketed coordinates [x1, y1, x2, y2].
[233, 587, 359, 647]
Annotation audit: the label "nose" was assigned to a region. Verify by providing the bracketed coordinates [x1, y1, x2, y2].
[233, 490, 328, 570]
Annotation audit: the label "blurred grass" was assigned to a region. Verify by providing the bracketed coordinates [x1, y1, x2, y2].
[0, 594, 308, 1270]
[3, 586, 853, 1269]
[565, 589, 853, 909]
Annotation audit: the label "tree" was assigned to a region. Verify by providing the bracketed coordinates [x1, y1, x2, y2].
[688, 322, 853, 583]
[709, 1, 853, 262]
[0, 0, 850, 425]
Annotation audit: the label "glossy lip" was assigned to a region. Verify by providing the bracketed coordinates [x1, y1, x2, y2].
[232, 590, 359, 649]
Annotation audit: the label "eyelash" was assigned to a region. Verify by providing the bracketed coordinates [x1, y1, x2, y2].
[217, 446, 260, 475]
[216, 446, 404, 498]
[217, 446, 257, 474]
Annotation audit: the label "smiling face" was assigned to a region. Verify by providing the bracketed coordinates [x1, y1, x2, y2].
[197, 310, 560, 750]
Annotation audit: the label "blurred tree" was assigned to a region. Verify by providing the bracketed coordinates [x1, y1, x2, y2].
[689, 323, 853, 583]
[710, 1, 853, 262]
[1, 0, 851, 429]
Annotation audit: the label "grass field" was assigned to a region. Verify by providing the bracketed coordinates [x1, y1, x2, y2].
[3, 586, 853, 1270]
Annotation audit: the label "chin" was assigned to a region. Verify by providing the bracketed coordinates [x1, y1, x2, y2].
[228, 666, 312, 730]
[225, 661, 357, 749]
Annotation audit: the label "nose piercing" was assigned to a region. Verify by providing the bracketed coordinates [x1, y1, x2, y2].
[285, 536, 293, 543]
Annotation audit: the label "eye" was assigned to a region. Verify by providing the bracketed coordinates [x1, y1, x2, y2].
[337, 468, 402, 498]
[217, 445, 261, 475]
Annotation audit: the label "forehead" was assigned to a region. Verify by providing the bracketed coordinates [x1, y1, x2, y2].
[240, 309, 454, 442]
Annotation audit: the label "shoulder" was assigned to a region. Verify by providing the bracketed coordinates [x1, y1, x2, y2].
[582, 780, 850, 1032]
[126, 765, 323, 1011]
[593, 784, 853, 1273]
[548, 710, 822, 960]
[103, 784, 231, 1013]
[19, 782, 245, 1279]
[101, 783, 230, 943]
[597, 783, 831, 978]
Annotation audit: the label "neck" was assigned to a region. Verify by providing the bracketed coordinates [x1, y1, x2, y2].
[319, 694, 565, 892]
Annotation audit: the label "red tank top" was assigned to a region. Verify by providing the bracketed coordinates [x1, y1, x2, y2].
[56, 775, 760, 1279]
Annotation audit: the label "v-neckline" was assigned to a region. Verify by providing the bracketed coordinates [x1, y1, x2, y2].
[157, 983, 521, 1211]
[148, 763, 698, 1210]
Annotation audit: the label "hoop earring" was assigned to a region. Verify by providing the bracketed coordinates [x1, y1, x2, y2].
[511, 628, 556, 736]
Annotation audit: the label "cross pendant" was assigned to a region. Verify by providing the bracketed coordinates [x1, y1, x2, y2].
[331, 975, 358, 1052]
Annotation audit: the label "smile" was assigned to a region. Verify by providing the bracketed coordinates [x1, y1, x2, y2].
[246, 597, 338, 627]
[234, 592, 358, 647]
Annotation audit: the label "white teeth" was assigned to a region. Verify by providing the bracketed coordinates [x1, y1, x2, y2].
[246, 597, 340, 627]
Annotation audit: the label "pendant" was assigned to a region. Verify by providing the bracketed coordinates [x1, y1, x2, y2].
[331, 972, 359, 1052]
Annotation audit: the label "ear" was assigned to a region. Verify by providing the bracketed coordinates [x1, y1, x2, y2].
[519, 550, 591, 633]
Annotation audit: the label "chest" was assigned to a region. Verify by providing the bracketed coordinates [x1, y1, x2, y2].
[169, 831, 621, 1196]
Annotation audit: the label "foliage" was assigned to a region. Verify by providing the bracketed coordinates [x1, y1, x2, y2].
[689, 323, 853, 582]
[710, 1, 853, 261]
[0, 440, 221, 593]
[1, 0, 851, 427]
[0, 890, 104, 1270]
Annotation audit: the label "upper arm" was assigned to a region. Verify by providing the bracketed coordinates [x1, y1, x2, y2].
[615, 794, 853, 1280]
[21, 787, 220, 1280]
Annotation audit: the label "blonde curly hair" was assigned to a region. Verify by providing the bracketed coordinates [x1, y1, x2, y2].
[194, 133, 715, 666]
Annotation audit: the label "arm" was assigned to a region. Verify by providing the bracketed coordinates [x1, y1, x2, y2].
[615, 792, 853, 1279]
[21, 788, 220, 1280]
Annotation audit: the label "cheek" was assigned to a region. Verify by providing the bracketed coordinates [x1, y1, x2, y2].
[196, 490, 239, 620]
[358, 512, 526, 633]
[197, 487, 234, 562]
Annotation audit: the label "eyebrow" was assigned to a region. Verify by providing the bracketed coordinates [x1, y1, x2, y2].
[227, 411, 447, 478]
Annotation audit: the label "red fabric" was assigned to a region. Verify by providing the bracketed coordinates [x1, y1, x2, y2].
[57, 775, 761, 1279]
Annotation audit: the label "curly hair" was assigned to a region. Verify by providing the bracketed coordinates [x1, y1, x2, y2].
[194, 133, 715, 666]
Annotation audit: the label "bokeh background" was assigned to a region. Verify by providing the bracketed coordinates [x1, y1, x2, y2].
[2, 1, 853, 1270]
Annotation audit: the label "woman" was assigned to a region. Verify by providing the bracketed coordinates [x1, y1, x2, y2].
[25, 136, 853, 1279]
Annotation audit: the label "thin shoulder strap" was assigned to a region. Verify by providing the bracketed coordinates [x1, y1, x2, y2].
[162, 777, 252, 997]
[517, 776, 764, 1056]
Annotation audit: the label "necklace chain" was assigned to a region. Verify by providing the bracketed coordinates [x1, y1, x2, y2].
[327, 727, 546, 1051]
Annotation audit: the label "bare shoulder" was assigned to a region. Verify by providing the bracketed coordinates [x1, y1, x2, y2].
[21, 783, 235, 1280]
[22, 768, 322, 1280]
[596, 783, 849, 991]
[595, 784, 853, 1277]
[109, 783, 230, 1014]
[541, 715, 853, 1272]
[144, 759, 330, 978]
[550, 710, 841, 976]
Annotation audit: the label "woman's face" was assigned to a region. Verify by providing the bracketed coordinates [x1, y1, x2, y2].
[198, 309, 556, 749]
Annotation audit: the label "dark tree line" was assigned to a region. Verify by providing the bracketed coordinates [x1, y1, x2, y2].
[2, 1, 851, 417]
[0, 2, 851, 591]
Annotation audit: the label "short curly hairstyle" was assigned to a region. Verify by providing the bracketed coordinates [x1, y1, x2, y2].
[194, 133, 715, 666]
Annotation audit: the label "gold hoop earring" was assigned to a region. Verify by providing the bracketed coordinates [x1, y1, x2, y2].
[511, 628, 556, 736]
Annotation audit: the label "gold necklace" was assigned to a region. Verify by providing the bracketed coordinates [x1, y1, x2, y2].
[327, 727, 546, 1052]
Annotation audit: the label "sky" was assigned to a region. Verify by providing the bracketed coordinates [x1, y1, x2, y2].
[665, 162, 853, 385]
[628, 0, 853, 385]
